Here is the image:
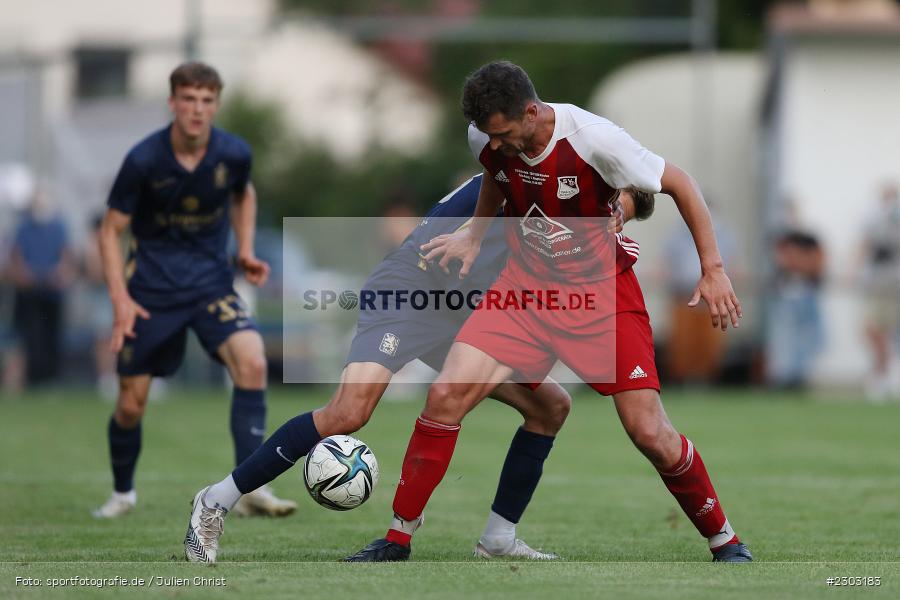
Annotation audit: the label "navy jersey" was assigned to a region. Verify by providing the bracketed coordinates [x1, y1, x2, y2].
[108, 125, 251, 307]
[396, 174, 507, 294]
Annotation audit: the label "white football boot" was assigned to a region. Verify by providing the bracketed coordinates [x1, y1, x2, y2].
[231, 485, 297, 517]
[184, 487, 227, 563]
[91, 490, 136, 519]
[474, 538, 559, 560]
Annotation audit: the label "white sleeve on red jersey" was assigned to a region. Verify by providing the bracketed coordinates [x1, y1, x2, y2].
[561, 104, 665, 193]
[467, 124, 490, 162]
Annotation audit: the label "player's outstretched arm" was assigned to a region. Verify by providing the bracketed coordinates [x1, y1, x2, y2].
[99, 208, 150, 352]
[659, 162, 742, 331]
[420, 169, 504, 278]
[231, 182, 270, 287]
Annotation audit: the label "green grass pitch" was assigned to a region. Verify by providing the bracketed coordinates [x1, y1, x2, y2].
[1, 387, 898, 598]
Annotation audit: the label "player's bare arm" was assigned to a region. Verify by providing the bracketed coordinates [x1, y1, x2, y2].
[420, 168, 504, 277]
[99, 208, 150, 352]
[660, 162, 742, 331]
[231, 181, 270, 287]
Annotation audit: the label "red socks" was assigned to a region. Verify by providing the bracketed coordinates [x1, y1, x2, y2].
[659, 434, 739, 550]
[385, 416, 461, 546]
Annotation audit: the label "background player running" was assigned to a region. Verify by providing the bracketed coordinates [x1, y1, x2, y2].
[93, 62, 295, 519]
[183, 174, 653, 563]
[347, 61, 752, 564]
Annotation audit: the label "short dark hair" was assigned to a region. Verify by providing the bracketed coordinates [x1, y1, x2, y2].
[629, 188, 655, 221]
[461, 61, 537, 128]
[169, 62, 223, 96]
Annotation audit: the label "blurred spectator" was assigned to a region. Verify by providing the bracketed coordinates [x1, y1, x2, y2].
[766, 229, 826, 390]
[7, 188, 74, 386]
[859, 183, 900, 401]
[662, 202, 740, 385]
[84, 214, 116, 398]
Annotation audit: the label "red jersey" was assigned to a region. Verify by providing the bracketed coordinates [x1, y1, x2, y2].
[469, 103, 665, 283]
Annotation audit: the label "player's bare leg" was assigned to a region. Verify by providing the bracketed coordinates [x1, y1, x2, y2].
[490, 379, 570, 436]
[346, 342, 514, 562]
[864, 324, 893, 401]
[473, 379, 570, 560]
[217, 330, 296, 517]
[613, 388, 751, 562]
[312, 362, 392, 435]
[93, 374, 151, 518]
[218, 330, 267, 389]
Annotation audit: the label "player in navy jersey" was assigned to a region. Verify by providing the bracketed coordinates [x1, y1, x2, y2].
[93, 62, 295, 519]
[183, 174, 652, 563]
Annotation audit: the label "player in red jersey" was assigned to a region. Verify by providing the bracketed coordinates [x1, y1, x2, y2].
[346, 61, 751, 563]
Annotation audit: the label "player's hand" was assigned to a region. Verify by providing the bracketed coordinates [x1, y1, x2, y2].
[420, 229, 482, 278]
[239, 254, 271, 287]
[607, 198, 625, 234]
[688, 266, 742, 331]
[110, 295, 150, 353]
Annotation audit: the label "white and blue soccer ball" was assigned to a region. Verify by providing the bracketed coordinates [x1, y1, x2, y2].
[303, 435, 378, 511]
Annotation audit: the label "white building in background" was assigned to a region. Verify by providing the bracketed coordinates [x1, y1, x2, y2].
[0, 0, 440, 231]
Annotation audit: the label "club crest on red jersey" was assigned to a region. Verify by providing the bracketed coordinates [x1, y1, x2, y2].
[520, 204, 574, 240]
[557, 176, 579, 200]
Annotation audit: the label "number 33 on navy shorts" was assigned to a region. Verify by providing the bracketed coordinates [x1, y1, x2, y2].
[117, 289, 257, 377]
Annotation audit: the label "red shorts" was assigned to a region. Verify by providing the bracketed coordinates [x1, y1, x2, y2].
[456, 260, 659, 396]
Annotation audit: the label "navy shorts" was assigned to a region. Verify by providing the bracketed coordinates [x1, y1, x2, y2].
[117, 288, 258, 377]
[345, 256, 471, 373]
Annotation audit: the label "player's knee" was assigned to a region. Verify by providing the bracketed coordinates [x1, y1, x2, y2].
[115, 378, 150, 428]
[426, 381, 452, 407]
[424, 382, 467, 423]
[541, 386, 572, 433]
[234, 354, 267, 388]
[628, 420, 666, 455]
[115, 391, 146, 427]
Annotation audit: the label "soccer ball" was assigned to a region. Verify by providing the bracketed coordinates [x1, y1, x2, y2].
[303, 435, 378, 510]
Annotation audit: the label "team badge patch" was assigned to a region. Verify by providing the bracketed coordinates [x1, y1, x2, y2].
[182, 196, 200, 212]
[557, 176, 579, 200]
[214, 162, 228, 189]
[520, 203, 574, 239]
[379, 333, 399, 356]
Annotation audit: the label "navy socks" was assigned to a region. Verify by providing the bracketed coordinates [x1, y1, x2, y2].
[231, 411, 321, 494]
[491, 427, 555, 523]
[230, 387, 267, 466]
[108, 416, 141, 493]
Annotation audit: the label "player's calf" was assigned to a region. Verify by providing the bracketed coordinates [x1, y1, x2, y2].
[311, 363, 392, 436]
[312, 393, 376, 436]
[474, 380, 568, 555]
[113, 375, 152, 428]
[94, 376, 150, 518]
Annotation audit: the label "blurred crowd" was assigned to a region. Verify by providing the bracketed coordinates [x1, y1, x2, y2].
[1, 182, 899, 401]
[0, 189, 114, 395]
